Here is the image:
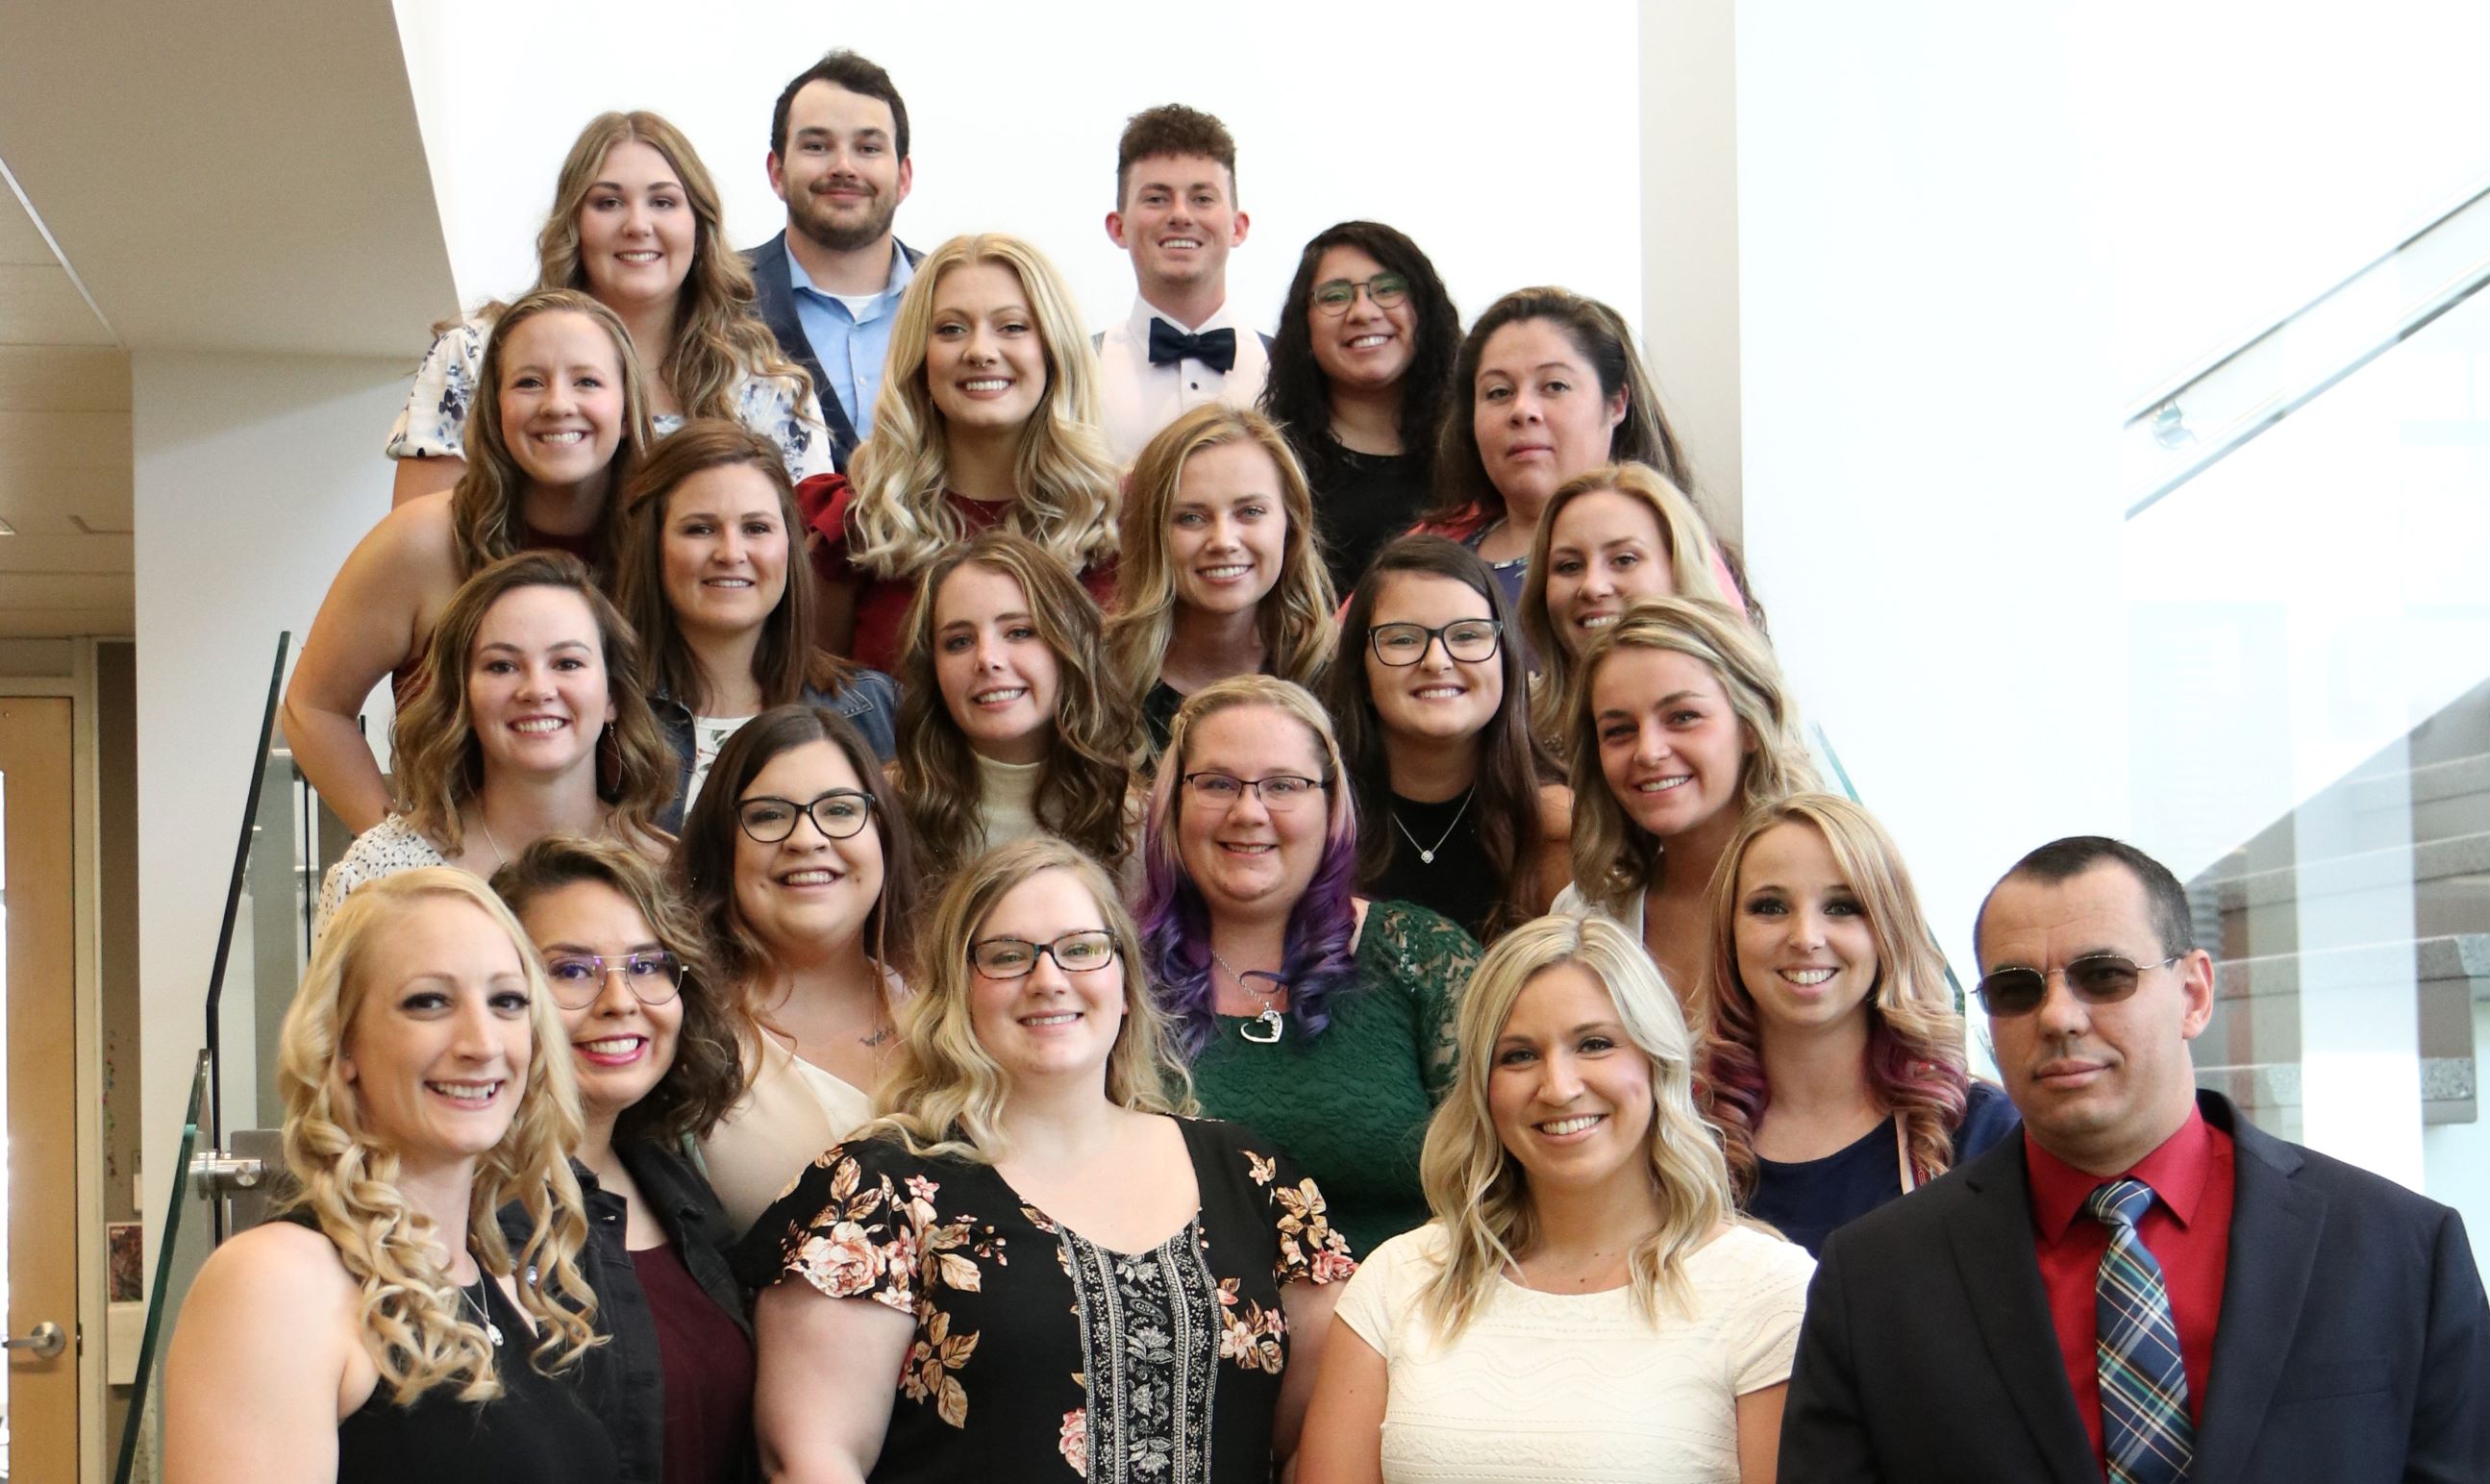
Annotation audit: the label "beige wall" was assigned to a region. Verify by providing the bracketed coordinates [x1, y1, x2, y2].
[1638, 1, 1743, 543]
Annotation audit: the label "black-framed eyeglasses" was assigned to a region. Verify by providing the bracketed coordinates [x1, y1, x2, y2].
[1368, 618, 1504, 666]
[1311, 272, 1411, 317]
[542, 952, 685, 1010]
[736, 789, 876, 843]
[1974, 952, 2182, 1018]
[1180, 772, 1328, 812]
[970, 930, 1121, 979]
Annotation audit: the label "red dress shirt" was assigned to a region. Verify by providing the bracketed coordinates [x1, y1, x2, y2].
[2025, 1104, 2235, 1465]
[797, 474, 1118, 673]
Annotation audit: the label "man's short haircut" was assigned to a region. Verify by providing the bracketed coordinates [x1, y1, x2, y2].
[1116, 104, 1237, 207]
[1976, 834, 2197, 962]
[772, 50, 909, 161]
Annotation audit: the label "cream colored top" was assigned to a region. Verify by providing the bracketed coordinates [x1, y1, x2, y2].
[698, 1027, 875, 1235]
[1334, 1221, 1814, 1483]
[973, 752, 1045, 853]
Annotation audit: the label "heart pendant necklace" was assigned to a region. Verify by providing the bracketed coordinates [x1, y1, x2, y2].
[1212, 949, 1286, 1045]
[1392, 786, 1476, 866]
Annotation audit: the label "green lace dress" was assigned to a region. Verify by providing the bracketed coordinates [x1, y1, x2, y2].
[1187, 900, 1482, 1258]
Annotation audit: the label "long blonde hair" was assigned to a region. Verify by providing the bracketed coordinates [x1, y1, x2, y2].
[1107, 404, 1337, 711]
[535, 110, 812, 424]
[844, 235, 1120, 578]
[1521, 462, 1731, 748]
[1416, 912, 1739, 1340]
[450, 289, 655, 580]
[861, 838, 1195, 1162]
[1696, 794, 1973, 1197]
[1566, 598, 1817, 915]
[277, 869, 598, 1401]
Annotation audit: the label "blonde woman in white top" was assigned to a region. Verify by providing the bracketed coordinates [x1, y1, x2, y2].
[673, 703, 922, 1232]
[1297, 912, 1813, 1484]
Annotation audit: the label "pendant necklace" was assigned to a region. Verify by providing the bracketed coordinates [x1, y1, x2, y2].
[456, 1268, 505, 1348]
[1392, 786, 1476, 866]
[1211, 949, 1286, 1045]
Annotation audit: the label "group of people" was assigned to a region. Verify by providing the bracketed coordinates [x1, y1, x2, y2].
[158, 45, 2486, 1484]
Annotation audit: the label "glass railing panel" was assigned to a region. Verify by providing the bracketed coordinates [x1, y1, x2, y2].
[2124, 173, 2490, 515]
[112, 1052, 212, 1484]
[2126, 246, 2490, 1231]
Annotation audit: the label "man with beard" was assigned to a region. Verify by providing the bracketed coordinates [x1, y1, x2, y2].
[749, 50, 921, 471]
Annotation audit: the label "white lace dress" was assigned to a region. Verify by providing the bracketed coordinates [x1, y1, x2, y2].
[1333, 1221, 1815, 1482]
[314, 814, 448, 933]
[385, 314, 833, 480]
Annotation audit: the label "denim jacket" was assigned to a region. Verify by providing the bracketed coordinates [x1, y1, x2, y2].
[652, 671, 900, 832]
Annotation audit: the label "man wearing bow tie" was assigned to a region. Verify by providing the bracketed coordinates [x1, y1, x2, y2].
[1095, 104, 1268, 463]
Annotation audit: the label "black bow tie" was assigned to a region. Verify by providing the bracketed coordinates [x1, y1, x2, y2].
[1147, 319, 1237, 373]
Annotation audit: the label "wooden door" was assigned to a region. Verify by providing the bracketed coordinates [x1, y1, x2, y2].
[1, 697, 78, 1480]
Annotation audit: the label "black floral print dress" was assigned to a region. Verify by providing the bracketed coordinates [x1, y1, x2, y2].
[746, 1117, 1357, 1483]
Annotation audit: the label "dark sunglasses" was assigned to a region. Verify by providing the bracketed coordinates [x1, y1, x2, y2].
[1974, 952, 2181, 1017]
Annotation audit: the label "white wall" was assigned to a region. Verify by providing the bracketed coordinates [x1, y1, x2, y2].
[132, 353, 406, 1249]
[1639, 2, 1744, 538]
[392, 0, 1644, 342]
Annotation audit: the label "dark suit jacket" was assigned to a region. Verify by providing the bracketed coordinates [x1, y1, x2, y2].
[742, 231, 921, 472]
[1779, 1091, 2490, 1483]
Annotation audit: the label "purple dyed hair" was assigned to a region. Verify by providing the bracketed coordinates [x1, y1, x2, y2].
[1135, 677, 1362, 1058]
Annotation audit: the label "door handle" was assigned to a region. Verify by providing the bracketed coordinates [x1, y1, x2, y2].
[3, 1322, 65, 1359]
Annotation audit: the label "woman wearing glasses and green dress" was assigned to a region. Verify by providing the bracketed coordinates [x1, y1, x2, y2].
[1137, 676, 1482, 1258]
[1260, 223, 1463, 593]
[494, 836, 758, 1484]
[675, 705, 923, 1233]
[1329, 536, 1571, 945]
[743, 836, 1358, 1481]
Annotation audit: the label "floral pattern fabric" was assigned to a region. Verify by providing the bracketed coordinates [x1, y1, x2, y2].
[747, 1118, 1355, 1483]
[385, 314, 834, 481]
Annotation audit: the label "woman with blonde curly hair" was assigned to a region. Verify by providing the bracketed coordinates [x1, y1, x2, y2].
[1297, 912, 1813, 1484]
[164, 868, 610, 1482]
[386, 109, 830, 506]
[289, 289, 655, 834]
[798, 233, 1121, 670]
[745, 836, 1357, 1482]
[1696, 794, 2015, 1256]
[315, 551, 673, 929]
[1108, 403, 1337, 750]
[677, 704, 922, 1232]
[1519, 461, 1740, 748]
[894, 531, 1143, 886]
[1555, 596, 1819, 1002]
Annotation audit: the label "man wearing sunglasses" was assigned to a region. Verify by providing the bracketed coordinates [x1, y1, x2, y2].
[1780, 835, 2490, 1483]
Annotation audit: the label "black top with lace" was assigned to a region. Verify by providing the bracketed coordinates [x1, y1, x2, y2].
[743, 1117, 1356, 1483]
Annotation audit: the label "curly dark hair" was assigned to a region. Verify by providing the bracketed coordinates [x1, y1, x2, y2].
[1328, 535, 1559, 942]
[490, 834, 745, 1144]
[1116, 104, 1237, 205]
[1259, 221, 1461, 492]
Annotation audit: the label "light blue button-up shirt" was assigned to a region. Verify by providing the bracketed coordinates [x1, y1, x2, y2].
[787, 239, 915, 443]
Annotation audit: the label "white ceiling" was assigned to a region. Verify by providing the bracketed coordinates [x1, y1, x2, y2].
[0, 176, 128, 638]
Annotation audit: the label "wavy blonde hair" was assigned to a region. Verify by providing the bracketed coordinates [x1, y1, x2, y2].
[393, 551, 675, 857]
[844, 235, 1119, 578]
[535, 110, 813, 424]
[277, 869, 597, 1401]
[1106, 404, 1336, 714]
[893, 532, 1143, 882]
[861, 838, 1196, 1163]
[1696, 794, 1972, 1198]
[451, 289, 655, 580]
[1521, 462, 1731, 748]
[1416, 912, 1741, 1341]
[1566, 598, 1818, 915]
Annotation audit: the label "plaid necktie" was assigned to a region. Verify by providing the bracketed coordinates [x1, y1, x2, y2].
[2085, 1178, 2194, 1484]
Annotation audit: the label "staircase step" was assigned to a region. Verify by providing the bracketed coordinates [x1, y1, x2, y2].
[2200, 934, 2482, 1125]
[2345, 753, 2490, 839]
[2194, 1055, 2477, 1125]
[2212, 933, 2490, 1001]
[2211, 831, 2490, 909]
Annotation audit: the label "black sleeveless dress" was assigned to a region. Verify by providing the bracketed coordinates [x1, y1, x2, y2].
[287, 1211, 617, 1484]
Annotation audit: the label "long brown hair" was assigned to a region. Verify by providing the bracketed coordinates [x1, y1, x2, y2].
[535, 111, 812, 423]
[610, 418, 857, 712]
[893, 532, 1142, 882]
[451, 290, 654, 580]
[392, 551, 674, 855]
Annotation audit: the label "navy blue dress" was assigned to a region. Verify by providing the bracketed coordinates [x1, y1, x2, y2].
[1747, 1080, 2020, 1256]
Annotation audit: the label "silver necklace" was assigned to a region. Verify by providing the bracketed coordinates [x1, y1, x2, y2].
[1392, 786, 1476, 866]
[1211, 949, 1285, 1045]
[473, 806, 614, 870]
[457, 1270, 505, 1348]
